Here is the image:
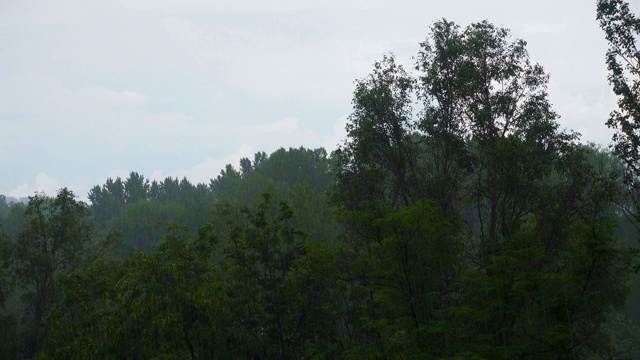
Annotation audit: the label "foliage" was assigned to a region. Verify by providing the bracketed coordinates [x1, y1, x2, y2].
[11, 189, 115, 357]
[598, 0, 640, 214]
[219, 192, 308, 358]
[331, 18, 633, 358]
[41, 193, 316, 359]
[0, 226, 18, 358]
[89, 174, 214, 254]
[41, 224, 228, 359]
[0, 198, 27, 242]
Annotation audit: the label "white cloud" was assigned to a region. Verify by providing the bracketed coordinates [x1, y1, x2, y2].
[150, 144, 254, 184]
[552, 89, 616, 145]
[7, 184, 32, 199]
[121, 90, 148, 103]
[8, 172, 61, 198]
[251, 117, 300, 134]
[322, 114, 349, 152]
[76, 87, 148, 109]
[36, 173, 60, 192]
[105, 169, 132, 181]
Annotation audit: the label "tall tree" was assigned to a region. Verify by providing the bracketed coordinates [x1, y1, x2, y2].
[14, 189, 105, 356]
[416, 20, 471, 213]
[0, 225, 17, 357]
[210, 164, 242, 200]
[220, 192, 308, 358]
[334, 54, 418, 210]
[598, 0, 640, 216]
[332, 19, 632, 358]
[0, 200, 27, 241]
[123, 171, 150, 204]
[88, 177, 125, 229]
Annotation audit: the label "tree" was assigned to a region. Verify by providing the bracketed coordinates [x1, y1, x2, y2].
[123, 171, 150, 204]
[332, 18, 632, 358]
[426, 20, 576, 261]
[259, 147, 333, 193]
[14, 188, 104, 356]
[334, 54, 418, 211]
[41, 224, 228, 359]
[598, 0, 640, 215]
[415, 20, 472, 214]
[88, 177, 125, 229]
[220, 191, 308, 358]
[0, 199, 27, 241]
[0, 227, 14, 312]
[240, 157, 253, 176]
[0, 195, 9, 219]
[107, 199, 186, 254]
[0, 226, 18, 358]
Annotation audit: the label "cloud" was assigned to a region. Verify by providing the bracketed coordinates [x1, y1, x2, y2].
[105, 169, 132, 181]
[116, 0, 369, 14]
[522, 23, 566, 34]
[552, 89, 616, 145]
[76, 87, 148, 110]
[7, 184, 32, 199]
[225, 38, 383, 108]
[251, 117, 300, 134]
[8, 172, 61, 198]
[150, 144, 254, 184]
[322, 114, 349, 152]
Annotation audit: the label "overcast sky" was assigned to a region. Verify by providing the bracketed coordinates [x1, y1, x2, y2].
[0, 0, 629, 200]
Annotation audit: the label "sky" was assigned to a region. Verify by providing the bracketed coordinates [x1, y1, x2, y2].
[0, 0, 630, 201]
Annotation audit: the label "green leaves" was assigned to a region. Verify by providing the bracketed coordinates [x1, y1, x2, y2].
[598, 0, 640, 213]
[13, 188, 101, 356]
[337, 55, 418, 210]
[331, 18, 634, 358]
[221, 192, 308, 358]
[43, 224, 227, 359]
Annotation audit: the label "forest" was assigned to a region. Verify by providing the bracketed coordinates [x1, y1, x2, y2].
[1, 1, 640, 358]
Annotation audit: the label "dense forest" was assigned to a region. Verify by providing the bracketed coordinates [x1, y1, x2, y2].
[2, 2, 640, 358]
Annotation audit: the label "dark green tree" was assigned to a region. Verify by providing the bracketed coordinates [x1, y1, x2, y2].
[254, 150, 268, 168]
[14, 189, 98, 356]
[332, 19, 633, 358]
[107, 199, 186, 254]
[210, 164, 242, 200]
[334, 54, 418, 211]
[148, 179, 162, 200]
[123, 171, 150, 204]
[0, 199, 27, 241]
[240, 157, 254, 176]
[598, 0, 640, 216]
[88, 177, 125, 229]
[0, 226, 18, 358]
[220, 192, 308, 359]
[0, 195, 9, 219]
[41, 224, 227, 359]
[415, 20, 472, 213]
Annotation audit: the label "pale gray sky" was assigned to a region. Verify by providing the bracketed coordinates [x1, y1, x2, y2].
[0, 0, 626, 199]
